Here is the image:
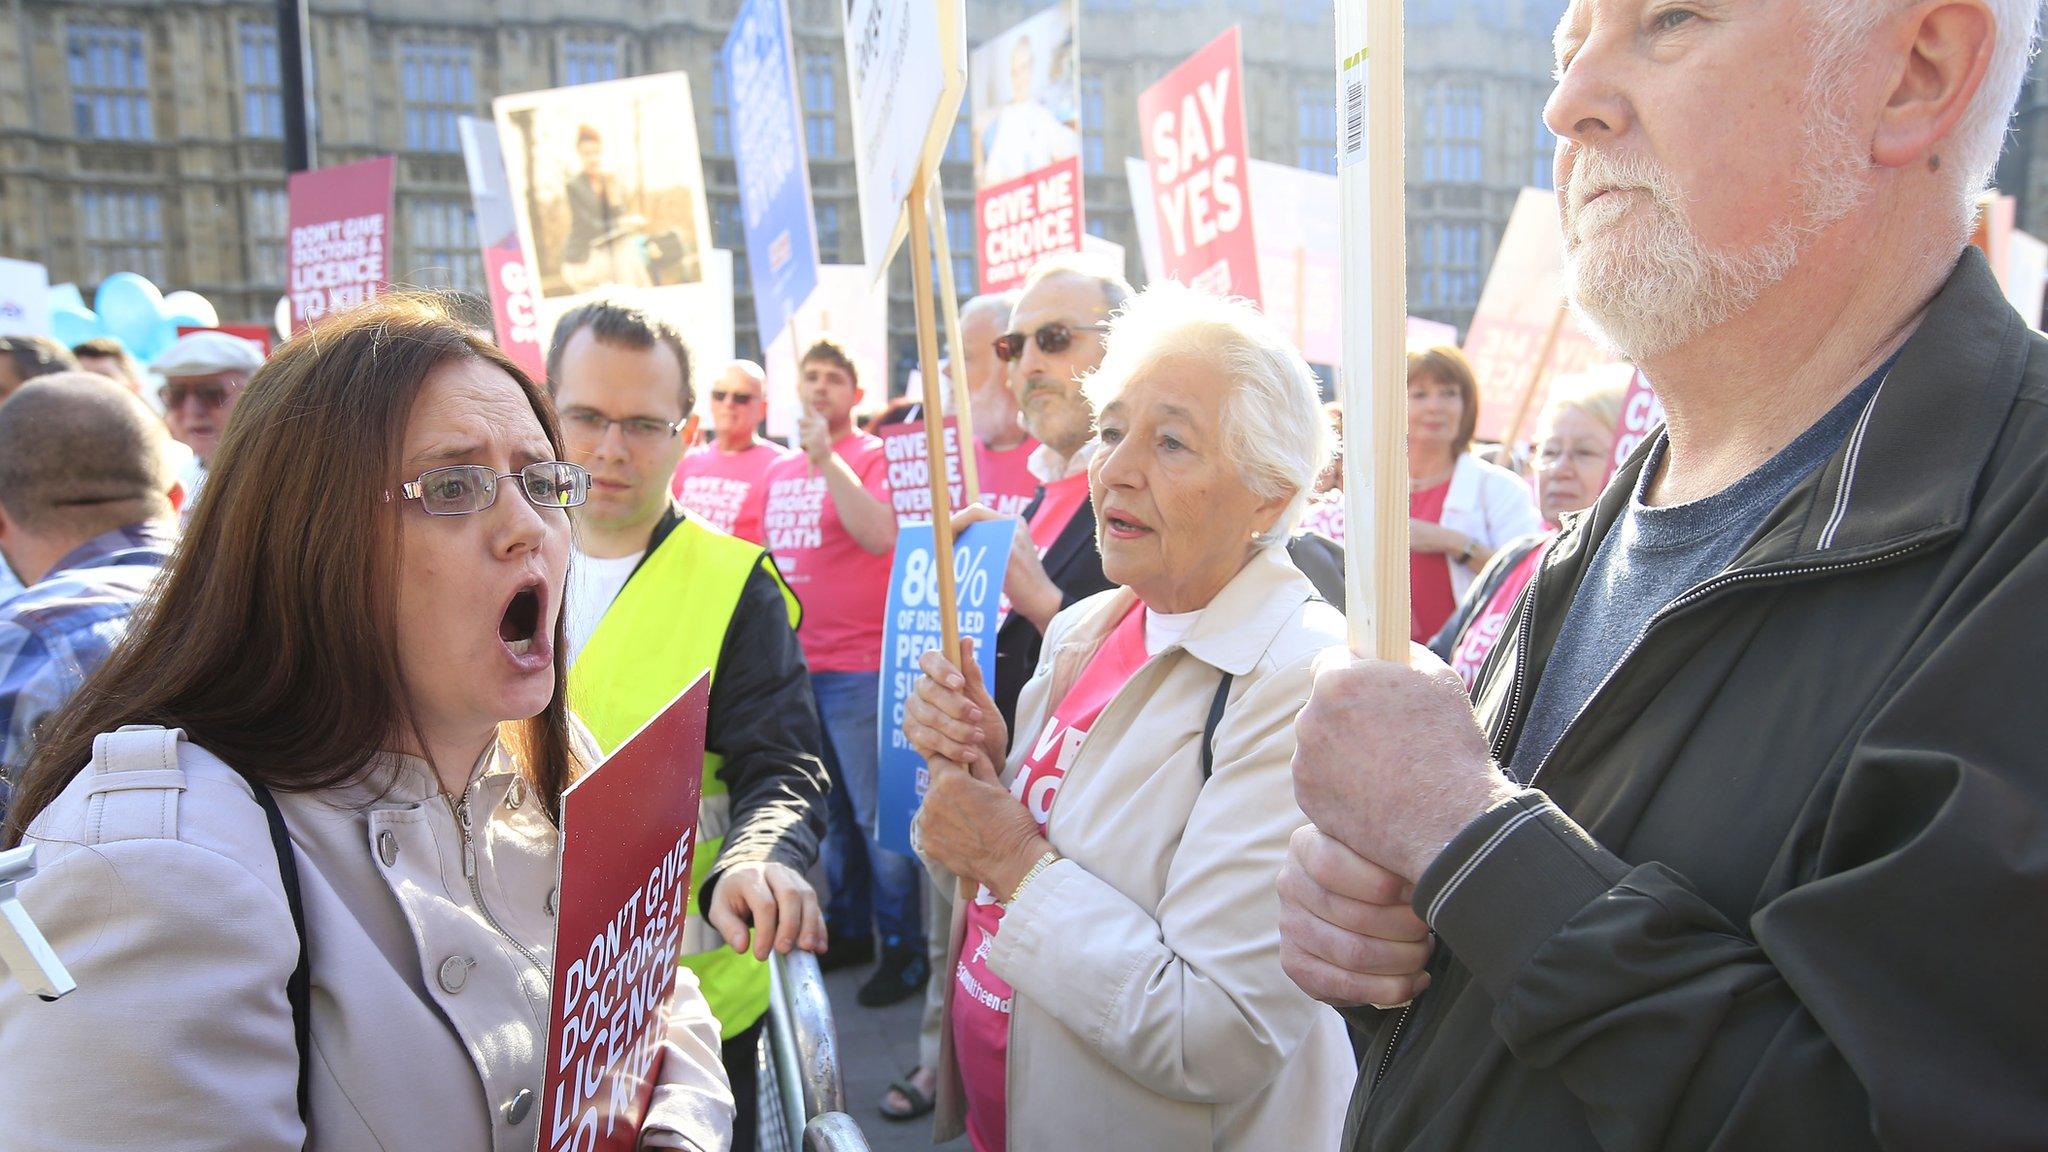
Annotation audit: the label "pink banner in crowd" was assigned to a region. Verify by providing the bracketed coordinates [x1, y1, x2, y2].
[978, 157, 1084, 293]
[1610, 370, 1665, 483]
[1138, 27, 1260, 305]
[286, 156, 396, 333]
[880, 418, 968, 525]
[483, 244, 547, 380]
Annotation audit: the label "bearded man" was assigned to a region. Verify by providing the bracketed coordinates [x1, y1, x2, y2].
[1278, 0, 2048, 1146]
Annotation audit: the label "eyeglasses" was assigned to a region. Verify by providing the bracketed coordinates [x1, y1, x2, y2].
[993, 322, 1112, 363]
[392, 462, 590, 516]
[559, 407, 684, 446]
[159, 382, 236, 410]
[709, 390, 760, 405]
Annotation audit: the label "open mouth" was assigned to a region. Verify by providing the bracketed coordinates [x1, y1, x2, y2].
[500, 583, 542, 657]
[1103, 512, 1152, 539]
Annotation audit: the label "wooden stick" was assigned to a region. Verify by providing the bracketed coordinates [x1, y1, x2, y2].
[927, 174, 981, 504]
[1500, 302, 1569, 455]
[1337, 0, 1409, 661]
[908, 171, 963, 667]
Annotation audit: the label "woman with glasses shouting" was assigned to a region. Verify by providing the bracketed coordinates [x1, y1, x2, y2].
[0, 295, 734, 1152]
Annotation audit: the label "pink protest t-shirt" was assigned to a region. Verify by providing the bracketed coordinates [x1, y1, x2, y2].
[975, 436, 1041, 518]
[1449, 538, 1547, 692]
[670, 440, 790, 544]
[952, 602, 1149, 1152]
[761, 433, 895, 672]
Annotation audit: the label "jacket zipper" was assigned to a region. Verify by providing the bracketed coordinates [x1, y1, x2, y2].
[1370, 1001, 1413, 1089]
[1368, 540, 1930, 1105]
[447, 784, 549, 992]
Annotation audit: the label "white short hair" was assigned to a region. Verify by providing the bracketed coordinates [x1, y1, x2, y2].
[1082, 281, 1332, 548]
[1808, 0, 2040, 230]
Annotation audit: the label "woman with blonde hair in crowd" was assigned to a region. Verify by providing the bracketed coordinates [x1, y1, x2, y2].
[1431, 374, 1630, 691]
[901, 281, 1354, 1152]
[0, 295, 733, 1151]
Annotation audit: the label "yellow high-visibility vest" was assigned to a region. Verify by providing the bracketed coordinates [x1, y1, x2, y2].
[569, 514, 800, 1040]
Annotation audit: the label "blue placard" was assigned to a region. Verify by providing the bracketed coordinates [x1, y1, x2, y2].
[875, 519, 1015, 857]
[725, 0, 819, 345]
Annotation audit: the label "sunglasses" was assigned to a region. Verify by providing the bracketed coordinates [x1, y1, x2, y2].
[993, 321, 1112, 363]
[159, 382, 235, 410]
[710, 390, 760, 404]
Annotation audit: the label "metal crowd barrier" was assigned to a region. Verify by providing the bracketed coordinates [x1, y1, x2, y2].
[802, 1112, 872, 1151]
[758, 949, 866, 1152]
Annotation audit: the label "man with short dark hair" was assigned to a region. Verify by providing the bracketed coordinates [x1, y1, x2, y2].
[0, 335, 79, 403]
[68, 337, 144, 395]
[759, 339, 923, 1006]
[0, 373, 178, 819]
[546, 297, 829, 1152]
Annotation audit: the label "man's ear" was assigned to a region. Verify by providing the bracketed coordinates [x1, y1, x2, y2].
[1870, 0, 1997, 170]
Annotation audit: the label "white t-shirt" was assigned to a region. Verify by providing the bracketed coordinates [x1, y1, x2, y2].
[564, 548, 644, 667]
[1143, 606, 1201, 657]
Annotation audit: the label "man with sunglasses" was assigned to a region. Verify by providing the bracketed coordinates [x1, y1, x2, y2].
[974, 255, 1131, 729]
[150, 331, 263, 473]
[545, 299, 829, 1152]
[670, 359, 789, 544]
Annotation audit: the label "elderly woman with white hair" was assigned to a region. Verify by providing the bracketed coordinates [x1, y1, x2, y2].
[901, 282, 1355, 1152]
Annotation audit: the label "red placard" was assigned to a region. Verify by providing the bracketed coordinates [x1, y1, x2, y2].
[484, 242, 547, 381]
[879, 417, 967, 525]
[1137, 28, 1261, 305]
[1609, 370, 1664, 483]
[977, 157, 1085, 293]
[540, 676, 708, 1152]
[286, 155, 396, 333]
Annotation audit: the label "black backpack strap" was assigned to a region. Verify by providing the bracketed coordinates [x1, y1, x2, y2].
[248, 779, 312, 1133]
[1200, 671, 1234, 781]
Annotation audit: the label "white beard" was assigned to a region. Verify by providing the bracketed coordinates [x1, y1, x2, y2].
[1559, 70, 1869, 362]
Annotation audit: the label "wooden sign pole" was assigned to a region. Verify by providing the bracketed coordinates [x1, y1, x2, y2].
[1337, 0, 1409, 661]
[927, 174, 981, 504]
[1500, 302, 1569, 455]
[908, 169, 963, 666]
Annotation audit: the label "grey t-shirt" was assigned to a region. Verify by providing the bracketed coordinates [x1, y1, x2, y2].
[1508, 365, 1890, 782]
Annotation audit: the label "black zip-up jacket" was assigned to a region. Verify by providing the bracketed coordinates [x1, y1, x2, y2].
[1345, 248, 2048, 1151]
[627, 506, 829, 917]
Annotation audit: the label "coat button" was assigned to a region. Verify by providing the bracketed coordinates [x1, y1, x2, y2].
[544, 887, 558, 917]
[377, 831, 399, 867]
[438, 955, 473, 994]
[505, 779, 523, 810]
[503, 1087, 533, 1125]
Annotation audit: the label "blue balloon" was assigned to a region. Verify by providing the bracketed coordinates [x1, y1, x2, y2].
[50, 306, 105, 349]
[94, 272, 168, 353]
[128, 316, 179, 363]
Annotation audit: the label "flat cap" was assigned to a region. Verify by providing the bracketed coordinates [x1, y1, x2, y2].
[151, 330, 265, 378]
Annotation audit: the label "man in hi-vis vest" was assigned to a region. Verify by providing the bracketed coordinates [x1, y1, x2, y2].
[547, 298, 829, 1151]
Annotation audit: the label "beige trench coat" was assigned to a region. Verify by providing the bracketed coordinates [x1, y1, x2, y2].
[929, 547, 1355, 1151]
[0, 726, 732, 1151]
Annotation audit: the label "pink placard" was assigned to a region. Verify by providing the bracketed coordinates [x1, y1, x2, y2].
[286, 156, 396, 333]
[1137, 28, 1261, 306]
[539, 677, 707, 1152]
[977, 157, 1084, 293]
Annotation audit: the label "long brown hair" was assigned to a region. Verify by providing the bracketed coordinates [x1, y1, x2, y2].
[4, 294, 584, 846]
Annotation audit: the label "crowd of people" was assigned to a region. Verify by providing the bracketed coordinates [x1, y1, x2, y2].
[2, 0, 2047, 1148]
